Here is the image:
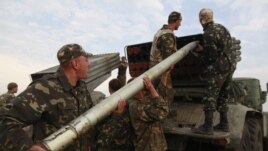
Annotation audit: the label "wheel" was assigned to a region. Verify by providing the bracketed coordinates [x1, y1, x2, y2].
[237, 117, 263, 151]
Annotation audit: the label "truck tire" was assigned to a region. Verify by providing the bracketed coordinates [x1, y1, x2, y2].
[238, 117, 263, 151]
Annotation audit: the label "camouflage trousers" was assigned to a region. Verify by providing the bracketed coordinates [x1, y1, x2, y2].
[202, 66, 235, 112]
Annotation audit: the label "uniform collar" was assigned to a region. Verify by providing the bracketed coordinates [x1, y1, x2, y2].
[162, 24, 173, 30]
[162, 24, 168, 29]
[57, 68, 77, 92]
[203, 21, 214, 30]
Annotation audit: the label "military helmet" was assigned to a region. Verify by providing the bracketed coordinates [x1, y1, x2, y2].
[199, 8, 213, 25]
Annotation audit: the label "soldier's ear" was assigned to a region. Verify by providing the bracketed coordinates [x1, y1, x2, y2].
[70, 59, 79, 70]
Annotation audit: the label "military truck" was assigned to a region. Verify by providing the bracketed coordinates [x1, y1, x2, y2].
[29, 36, 267, 151]
[125, 34, 268, 151]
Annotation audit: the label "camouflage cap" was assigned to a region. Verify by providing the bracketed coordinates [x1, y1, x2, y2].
[7, 82, 17, 90]
[199, 8, 213, 24]
[168, 11, 182, 23]
[57, 43, 92, 65]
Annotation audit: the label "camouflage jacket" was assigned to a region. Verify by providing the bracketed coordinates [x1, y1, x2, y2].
[0, 92, 15, 108]
[96, 63, 134, 150]
[201, 21, 233, 73]
[150, 24, 177, 67]
[96, 106, 134, 150]
[128, 82, 170, 151]
[0, 68, 93, 151]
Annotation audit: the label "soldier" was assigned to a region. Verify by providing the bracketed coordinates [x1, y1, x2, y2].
[150, 11, 181, 104]
[0, 82, 18, 108]
[192, 8, 235, 135]
[128, 67, 172, 151]
[150, 11, 182, 67]
[0, 44, 94, 151]
[96, 57, 134, 151]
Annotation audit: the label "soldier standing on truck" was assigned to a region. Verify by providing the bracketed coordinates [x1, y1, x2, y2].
[150, 11, 181, 104]
[96, 57, 134, 151]
[0, 82, 18, 108]
[0, 44, 95, 151]
[192, 8, 236, 135]
[150, 11, 182, 67]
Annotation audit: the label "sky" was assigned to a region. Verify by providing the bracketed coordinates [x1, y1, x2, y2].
[0, 0, 268, 109]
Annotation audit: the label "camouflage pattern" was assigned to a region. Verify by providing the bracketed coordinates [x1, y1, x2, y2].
[150, 24, 177, 67]
[128, 82, 170, 151]
[57, 43, 92, 65]
[117, 60, 128, 86]
[96, 61, 133, 151]
[150, 24, 177, 92]
[0, 68, 93, 151]
[0, 92, 15, 108]
[200, 21, 234, 112]
[97, 106, 134, 151]
[161, 75, 175, 105]
[168, 11, 182, 22]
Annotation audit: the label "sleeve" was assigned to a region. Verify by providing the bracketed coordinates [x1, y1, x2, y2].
[0, 95, 5, 108]
[157, 75, 174, 105]
[203, 31, 218, 64]
[117, 62, 127, 86]
[0, 83, 47, 150]
[129, 97, 169, 123]
[157, 33, 177, 59]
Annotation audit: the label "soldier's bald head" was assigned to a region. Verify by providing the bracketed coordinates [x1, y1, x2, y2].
[199, 8, 213, 25]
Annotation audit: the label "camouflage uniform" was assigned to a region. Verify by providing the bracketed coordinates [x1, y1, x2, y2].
[117, 59, 128, 86]
[191, 8, 235, 134]
[149, 24, 176, 104]
[150, 12, 181, 102]
[201, 21, 234, 113]
[96, 61, 134, 151]
[150, 24, 177, 67]
[97, 106, 134, 151]
[0, 68, 93, 151]
[0, 92, 15, 108]
[128, 82, 170, 151]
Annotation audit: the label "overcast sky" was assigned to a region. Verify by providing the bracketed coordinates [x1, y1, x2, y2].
[0, 0, 268, 109]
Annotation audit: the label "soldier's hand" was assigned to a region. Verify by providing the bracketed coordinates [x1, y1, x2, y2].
[121, 56, 127, 64]
[194, 43, 204, 52]
[164, 65, 174, 76]
[118, 56, 128, 76]
[143, 75, 159, 97]
[120, 56, 128, 67]
[143, 75, 153, 90]
[28, 145, 47, 151]
[161, 65, 174, 86]
[113, 99, 126, 115]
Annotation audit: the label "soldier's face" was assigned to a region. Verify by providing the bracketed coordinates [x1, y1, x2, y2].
[199, 17, 205, 27]
[11, 87, 18, 93]
[175, 19, 182, 30]
[75, 56, 89, 79]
